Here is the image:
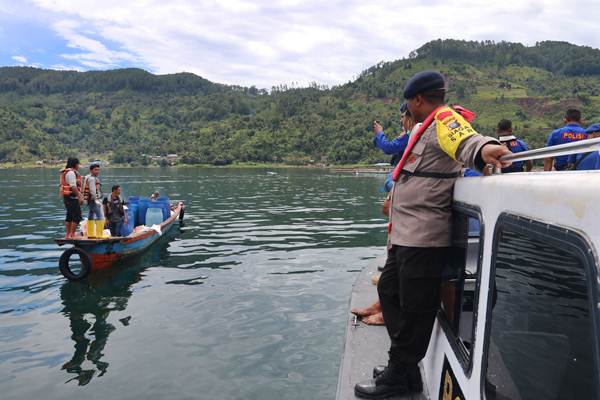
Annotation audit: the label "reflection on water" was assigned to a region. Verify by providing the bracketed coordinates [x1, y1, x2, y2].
[0, 168, 386, 400]
[59, 229, 179, 385]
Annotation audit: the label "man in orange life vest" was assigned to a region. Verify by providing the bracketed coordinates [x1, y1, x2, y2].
[354, 71, 511, 399]
[59, 157, 84, 239]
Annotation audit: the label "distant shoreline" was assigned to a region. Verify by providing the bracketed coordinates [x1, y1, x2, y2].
[0, 162, 387, 171]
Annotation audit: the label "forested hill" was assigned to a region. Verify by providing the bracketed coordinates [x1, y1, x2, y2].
[2, 39, 600, 165]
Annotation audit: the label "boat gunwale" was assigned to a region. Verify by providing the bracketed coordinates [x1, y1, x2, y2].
[54, 202, 183, 249]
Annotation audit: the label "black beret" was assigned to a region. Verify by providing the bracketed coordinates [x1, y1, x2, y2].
[403, 70, 446, 99]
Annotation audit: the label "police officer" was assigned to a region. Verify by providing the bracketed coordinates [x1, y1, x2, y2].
[544, 108, 587, 171]
[496, 119, 533, 173]
[373, 103, 412, 157]
[374, 103, 420, 195]
[354, 71, 511, 399]
[567, 123, 600, 170]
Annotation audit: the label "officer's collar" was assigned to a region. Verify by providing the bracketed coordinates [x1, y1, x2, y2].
[498, 135, 516, 142]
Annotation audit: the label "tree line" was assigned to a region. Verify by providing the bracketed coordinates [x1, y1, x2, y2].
[1, 39, 600, 165]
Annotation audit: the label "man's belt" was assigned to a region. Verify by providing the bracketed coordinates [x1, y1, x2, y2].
[399, 170, 461, 179]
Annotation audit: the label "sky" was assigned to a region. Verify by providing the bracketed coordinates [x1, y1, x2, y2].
[1, 0, 600, 88]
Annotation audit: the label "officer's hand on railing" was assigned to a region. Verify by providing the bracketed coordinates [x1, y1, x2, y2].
[373, 121, 383, 135]
[481, 144, 512, 170]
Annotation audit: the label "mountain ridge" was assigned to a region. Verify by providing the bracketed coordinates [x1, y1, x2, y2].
[2, 39, 600, 165]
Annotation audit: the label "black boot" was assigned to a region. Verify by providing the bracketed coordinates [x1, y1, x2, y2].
[354, 365, 410, 399]
[372, 365, 387, 378]
[372, 364, 422, 393]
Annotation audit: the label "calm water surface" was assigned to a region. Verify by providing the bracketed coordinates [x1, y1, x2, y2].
[0, 168, 388, 400]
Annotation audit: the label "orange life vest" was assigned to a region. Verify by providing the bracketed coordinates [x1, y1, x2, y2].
[59, 168, 82, 197]
[82, 175, 101, 201]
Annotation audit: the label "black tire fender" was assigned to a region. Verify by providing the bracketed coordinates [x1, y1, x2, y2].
[59, 247, 92, 281]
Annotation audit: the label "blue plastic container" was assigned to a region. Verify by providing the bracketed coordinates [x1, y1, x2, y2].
[158, 200, 171, 221]
[137, 198, 151, 226]
[151, 197, 171, 221]
[128, 202, 139, 227]
[127, 196, 140, 226]
[145, 207, 163, 226]
[121, 206, 135, 236]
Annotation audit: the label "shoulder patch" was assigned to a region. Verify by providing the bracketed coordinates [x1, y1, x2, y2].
[435, 108, 477, 160]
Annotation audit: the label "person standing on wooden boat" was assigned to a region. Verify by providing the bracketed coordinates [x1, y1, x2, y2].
[544, 108, 587, 171]
[567, 123, 600, 170]
[103, 185, 128, 237]
[59, 157, 83, 239]
[496, 119, 533, 173]
[354, 71, 512, 399]
[82, 163, 105, 238]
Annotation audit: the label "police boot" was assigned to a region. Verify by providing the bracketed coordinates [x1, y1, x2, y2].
[373, 364, 423, 393]
[87, 220, 96, 238]
[354, 364, 410, 399]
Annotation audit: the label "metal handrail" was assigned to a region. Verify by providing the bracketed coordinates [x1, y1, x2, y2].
[499, 137, 600, 163]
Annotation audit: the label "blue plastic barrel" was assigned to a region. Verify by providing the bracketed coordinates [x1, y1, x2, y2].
[129, 202, 139, 227]
[145, 207, 163, 226]
[127, 196, 139, 227]
[121, 206, 135, 236]
[137, 198, 151, 226]
[152, 197, 171, 221]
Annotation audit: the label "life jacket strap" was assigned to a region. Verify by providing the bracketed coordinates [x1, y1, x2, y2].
[392, 106, 443, 181]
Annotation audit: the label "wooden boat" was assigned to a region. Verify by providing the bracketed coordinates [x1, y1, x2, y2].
[55, 201, 184, 280]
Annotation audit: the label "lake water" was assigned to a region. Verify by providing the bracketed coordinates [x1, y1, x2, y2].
[0, 167, 388, 400]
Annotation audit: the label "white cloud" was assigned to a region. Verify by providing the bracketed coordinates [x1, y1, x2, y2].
[12, 55, 28, 64]
[50, 63, 84, 71]
[52, 19, 139, 69]
[20, 0, 600, 87]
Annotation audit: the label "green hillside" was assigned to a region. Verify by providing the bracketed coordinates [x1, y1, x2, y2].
[1, 39, 600, 165]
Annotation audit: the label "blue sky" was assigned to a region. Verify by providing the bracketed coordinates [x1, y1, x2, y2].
[1, 0, 600, 88]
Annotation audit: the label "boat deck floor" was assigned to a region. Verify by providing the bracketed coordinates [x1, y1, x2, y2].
[336, 255, 429, 400]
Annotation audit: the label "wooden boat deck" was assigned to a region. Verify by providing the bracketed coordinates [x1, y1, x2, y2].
[336, 255, 429, 400]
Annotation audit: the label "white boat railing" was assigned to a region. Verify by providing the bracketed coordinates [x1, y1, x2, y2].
[499, 137, 600, 163]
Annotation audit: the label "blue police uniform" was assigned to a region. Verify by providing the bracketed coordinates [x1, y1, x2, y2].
[567, 123, 600, 171]
[568, 151, 600, 170]
[463, 168, 482, 177]
[376, 102, 411, 192]
[546, 123, 587, 170]
[499, 136, 529, 173]
[373, 132, 409, 155]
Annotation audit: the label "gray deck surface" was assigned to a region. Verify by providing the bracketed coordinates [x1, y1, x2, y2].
[336, 255, 429, 400]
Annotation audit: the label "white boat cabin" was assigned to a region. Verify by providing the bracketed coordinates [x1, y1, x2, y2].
[423, 170, 600, 399]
